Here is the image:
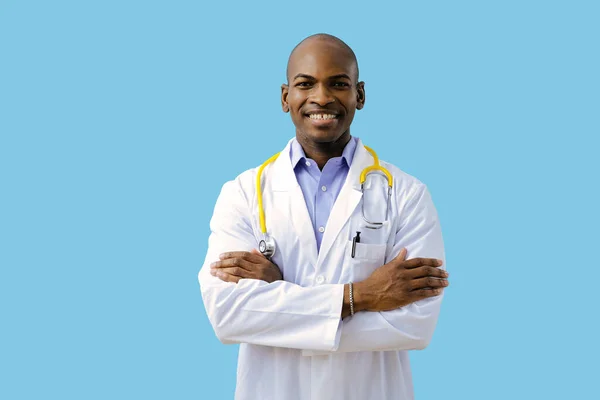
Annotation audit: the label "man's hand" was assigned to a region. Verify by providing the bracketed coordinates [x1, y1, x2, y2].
[353, 248, 448, 313]
[210, 249, 283, 284]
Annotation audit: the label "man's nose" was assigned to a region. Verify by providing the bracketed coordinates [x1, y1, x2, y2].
[309, 84, 335, 106]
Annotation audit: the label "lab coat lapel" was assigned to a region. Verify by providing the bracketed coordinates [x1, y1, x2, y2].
[271, 139, 319, 265]
[317, 139, 371, 266]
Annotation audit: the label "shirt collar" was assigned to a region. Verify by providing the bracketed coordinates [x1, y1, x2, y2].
[289, 136, 358, 169]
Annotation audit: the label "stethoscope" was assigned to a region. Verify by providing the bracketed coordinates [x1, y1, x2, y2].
[256, 145, 393, 258]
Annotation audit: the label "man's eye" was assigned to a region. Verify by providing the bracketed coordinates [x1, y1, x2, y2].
[332, 82, 350, 87]
[296, 82, 312, 87]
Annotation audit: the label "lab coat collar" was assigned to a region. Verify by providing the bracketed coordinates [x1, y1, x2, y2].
[347, 138, 372, 191]
[269, 138, 317, 262]
[271, 138, 298, 192]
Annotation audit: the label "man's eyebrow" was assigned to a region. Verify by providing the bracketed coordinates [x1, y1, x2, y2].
[329, 74, 352, 80]
[293, 73, 315, 81]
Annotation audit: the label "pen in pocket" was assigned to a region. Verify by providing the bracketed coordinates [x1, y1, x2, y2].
[351, 231, 361, 258]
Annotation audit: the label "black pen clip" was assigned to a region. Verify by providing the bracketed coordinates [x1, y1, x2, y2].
[351, 231, 361, 258]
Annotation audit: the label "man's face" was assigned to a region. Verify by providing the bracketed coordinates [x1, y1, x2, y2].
[281, 40, 365, 144]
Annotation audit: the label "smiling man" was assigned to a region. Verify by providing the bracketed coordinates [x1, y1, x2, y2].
[199, 34, 448, 400]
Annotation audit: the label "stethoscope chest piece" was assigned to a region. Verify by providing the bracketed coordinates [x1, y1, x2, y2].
[259, 236, 276, 258]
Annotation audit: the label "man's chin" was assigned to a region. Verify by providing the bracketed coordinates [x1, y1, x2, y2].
[297, 128, 347, 144]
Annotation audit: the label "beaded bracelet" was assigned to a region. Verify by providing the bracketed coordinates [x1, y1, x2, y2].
[349, 282, 355, 316]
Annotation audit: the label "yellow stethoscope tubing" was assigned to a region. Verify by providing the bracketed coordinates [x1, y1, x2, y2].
[256, 152, 281, 234]
[255, 145, 393, 235]
[360, 145, 393, 188]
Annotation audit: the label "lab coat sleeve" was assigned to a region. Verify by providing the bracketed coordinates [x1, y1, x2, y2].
[199, 179, 344, 351]
[303, 183, 445, 356]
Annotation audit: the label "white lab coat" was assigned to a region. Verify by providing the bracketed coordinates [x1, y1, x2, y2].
[199, 138, 446, 400]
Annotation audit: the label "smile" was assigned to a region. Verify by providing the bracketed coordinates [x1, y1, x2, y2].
[307, 113, 338, 120]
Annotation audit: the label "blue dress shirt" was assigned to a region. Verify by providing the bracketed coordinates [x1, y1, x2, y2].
[289, 136, 358, 252]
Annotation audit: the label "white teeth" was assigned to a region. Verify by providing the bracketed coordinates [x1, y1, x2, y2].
[308, 114, 337, 120]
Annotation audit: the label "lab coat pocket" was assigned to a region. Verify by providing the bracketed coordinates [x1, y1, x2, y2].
[348, 241, 387, 282]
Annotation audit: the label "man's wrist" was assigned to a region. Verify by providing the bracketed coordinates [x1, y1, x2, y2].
[341, 281, 377, 318]
[353, 280, 376, 312]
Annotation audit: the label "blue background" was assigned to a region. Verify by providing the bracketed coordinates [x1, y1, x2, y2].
[1, 0, 599, 399]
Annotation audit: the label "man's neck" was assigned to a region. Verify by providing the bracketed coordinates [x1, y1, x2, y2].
[296, 132, 352, 170]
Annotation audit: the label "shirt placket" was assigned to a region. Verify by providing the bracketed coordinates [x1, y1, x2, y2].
[315, 170, 333, 252]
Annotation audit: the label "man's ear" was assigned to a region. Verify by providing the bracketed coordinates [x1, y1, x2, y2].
[356, 81, 366, 110]
[281, 84, 290, 113]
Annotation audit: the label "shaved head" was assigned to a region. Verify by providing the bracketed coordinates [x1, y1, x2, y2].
[286, 34, 359, 83]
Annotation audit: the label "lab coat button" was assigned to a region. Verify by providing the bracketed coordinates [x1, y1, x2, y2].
[316, 275, 325, 284]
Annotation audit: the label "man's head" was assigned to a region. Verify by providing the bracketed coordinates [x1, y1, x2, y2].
[281, 34, 365, 144]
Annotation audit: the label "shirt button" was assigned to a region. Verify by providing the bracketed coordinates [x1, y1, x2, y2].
[316, 275, 325, 284]
[305, 161, 311, 167]
[321, 185, 327, 192]
[318, 226, 325, 233]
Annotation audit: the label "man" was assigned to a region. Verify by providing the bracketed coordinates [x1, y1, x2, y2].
[199, 34, 449, 400]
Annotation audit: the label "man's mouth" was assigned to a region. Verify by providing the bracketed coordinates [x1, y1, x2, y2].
[307, 113, 338, 121]
[305, 113, 340, 127]
[304, 110, 341, 127]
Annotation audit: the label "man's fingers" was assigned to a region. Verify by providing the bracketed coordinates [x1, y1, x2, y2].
[411, 287, 444, 300]
[403, 257, 443, 269]
[410, 277, 449, 291]
[211, 270, 241, 283]
[211, 267, 253, 279]
[219, 250, 266, 264]
[407, 266, 448, 279]
[211, 257, 253, 271]
[219, 251, 252, 260]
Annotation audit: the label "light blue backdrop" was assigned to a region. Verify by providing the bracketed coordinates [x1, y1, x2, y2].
[1, 1, 598, 399]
